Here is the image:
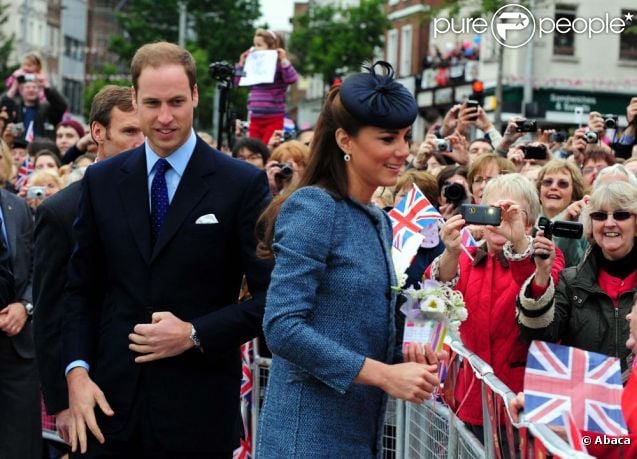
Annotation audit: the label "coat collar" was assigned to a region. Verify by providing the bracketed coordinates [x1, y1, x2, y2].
[117, 137, 217, 264]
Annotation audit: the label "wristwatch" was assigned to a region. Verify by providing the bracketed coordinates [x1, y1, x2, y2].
[190, 324, 203, 352]
[21, 301, 34, 316]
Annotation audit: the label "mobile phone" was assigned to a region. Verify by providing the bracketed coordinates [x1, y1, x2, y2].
[520, 145, 547, 160]
[460, 204, 502, 226]
[27, 186, 46, 200]
[515, 119, 537, 133]
[466, 99, 479, 121]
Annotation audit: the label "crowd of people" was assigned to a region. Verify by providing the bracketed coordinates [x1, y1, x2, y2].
[0, 35, 636, 459]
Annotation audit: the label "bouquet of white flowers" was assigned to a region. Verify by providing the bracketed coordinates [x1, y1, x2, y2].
[397, 279, 468, 352]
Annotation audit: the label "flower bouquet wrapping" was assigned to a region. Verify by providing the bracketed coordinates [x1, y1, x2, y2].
[398, 278, 468, 353]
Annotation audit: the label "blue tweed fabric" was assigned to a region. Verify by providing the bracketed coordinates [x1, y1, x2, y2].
[256, 186, 398, 458]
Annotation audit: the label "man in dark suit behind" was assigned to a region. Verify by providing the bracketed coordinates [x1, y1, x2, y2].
[0, 177, 39, 459]
[33, 85, 144, 441]
[63, 42, 272, 458]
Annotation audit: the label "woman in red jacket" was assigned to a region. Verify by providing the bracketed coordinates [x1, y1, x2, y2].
[426, 173, 565, 449]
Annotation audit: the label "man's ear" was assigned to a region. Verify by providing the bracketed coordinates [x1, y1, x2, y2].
[131, 86, 137, 111]
[334, 128, 351, 154]
[91, 121, 106, 144]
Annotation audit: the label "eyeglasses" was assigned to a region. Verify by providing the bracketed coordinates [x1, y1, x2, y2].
[541, 178, 571, 189]
[589, 211, 633, 222]
[582, 165, 606, 175]
[473, 176, 497, 185]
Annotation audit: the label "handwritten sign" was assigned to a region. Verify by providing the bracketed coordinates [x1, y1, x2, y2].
[239, 49, 278, 86]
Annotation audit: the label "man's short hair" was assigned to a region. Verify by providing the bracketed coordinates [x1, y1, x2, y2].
[130, 42, 196, 92]
[89, 85, 135, 129]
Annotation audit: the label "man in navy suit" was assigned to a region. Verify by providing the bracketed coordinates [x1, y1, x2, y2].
[33, 84, 144, 447]
[63, 42, 272, 458]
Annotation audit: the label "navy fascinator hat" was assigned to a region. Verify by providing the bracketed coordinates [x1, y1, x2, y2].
[340, 61, 418, 129]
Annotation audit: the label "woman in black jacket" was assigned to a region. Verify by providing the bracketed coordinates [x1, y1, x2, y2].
[516, 182, 637, 378]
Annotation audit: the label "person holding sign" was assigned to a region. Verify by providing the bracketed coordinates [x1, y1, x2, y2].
[255, 62, 441, 457]
[235, 29, 298, 144]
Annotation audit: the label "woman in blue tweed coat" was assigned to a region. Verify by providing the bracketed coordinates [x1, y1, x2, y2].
[255, 62, 441, 458]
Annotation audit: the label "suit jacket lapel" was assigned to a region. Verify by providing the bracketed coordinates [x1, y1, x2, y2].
[118, 149, 152, 265]
[150, 141, 216, 263]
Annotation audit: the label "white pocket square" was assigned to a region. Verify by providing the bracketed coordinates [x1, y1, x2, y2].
[195, 214, 219, 224]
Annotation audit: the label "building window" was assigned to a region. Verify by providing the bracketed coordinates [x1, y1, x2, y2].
[386, 29, 398, 71]
[553, 4, 576, 56]
[400, 25, 412, 77]
[620, 9, 637, 61]
[63, 78, 83, 115]
[64, 35, 85, 61]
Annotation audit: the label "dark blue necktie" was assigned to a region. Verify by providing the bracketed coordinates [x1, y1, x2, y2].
[151, 158, 171, 243]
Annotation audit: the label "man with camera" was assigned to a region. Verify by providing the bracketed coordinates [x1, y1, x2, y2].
[0, 72, 67, 140]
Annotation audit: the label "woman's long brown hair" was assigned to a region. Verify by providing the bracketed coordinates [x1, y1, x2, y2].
[256, 85, 363, 259]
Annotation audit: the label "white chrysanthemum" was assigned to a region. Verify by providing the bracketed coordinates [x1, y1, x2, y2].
[449, 307, 468, 322]
[420, 296, 446, 314]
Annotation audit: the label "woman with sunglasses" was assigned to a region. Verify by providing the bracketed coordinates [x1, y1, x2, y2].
[517, 182, 637, 378]
[535, 159, 587, 266]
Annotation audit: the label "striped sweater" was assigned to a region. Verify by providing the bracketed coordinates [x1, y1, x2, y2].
[236, 61, 298, 117]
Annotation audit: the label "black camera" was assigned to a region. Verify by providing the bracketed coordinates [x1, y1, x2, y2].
[282, 130, 295, 142]
[274, 163, 294, 180]
[17, 74, 37, 84]
[603, 114, 618, 130]
[515, 119, 537, 133]
[520, 144, 547, 160]
[443, 183, 467, 205]
[537, 217, 583, 240]
[208, 62, 235, 82]
[550, 131, 566, 143]
[585, 131, 598, 144]
[535, 217, 583, 259]
[436, 139, 451, 153]
[460, 204, 502, 226]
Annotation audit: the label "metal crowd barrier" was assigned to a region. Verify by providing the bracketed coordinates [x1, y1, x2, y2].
[249, 338, 595, 458]
[41, 338, 595, 458]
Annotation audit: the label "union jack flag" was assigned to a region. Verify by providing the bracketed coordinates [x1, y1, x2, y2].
[460, 227, 478, 248]
[524, 340, 627, 435]
[233, 340, 254, 459]
[388, 184, 443, 251]
[24, 120, 34, 143]
[15, 157, 34, 189]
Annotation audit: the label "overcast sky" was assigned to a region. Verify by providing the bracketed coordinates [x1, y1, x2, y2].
[259, 0, 300, 32]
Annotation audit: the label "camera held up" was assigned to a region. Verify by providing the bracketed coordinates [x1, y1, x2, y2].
[535, 217, 583, 259]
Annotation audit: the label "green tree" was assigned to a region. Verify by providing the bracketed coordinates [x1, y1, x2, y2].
[288, 0, 391, 86]
[0, 1, 16, 91]
[87, 0, 261, 129]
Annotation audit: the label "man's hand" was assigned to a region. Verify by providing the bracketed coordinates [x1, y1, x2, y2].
[55, 408, 73, 445]
[0, 302, 28, 336]
[67, 368, 114, 454]
[129, 311, 193, 363]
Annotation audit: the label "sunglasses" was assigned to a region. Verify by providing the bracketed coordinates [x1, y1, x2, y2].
[541, 178, 570, 189]
[589, 211, 633, 222]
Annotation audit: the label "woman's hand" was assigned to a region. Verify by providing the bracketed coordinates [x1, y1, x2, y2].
[563, 195, 589, 221]
[276, 48, 289, 64]
[382, 362, 440, 404]
[439, 214, 465, 256]
[532, 230, 555, 286]
[507, 145, 525, 172]
[238, 49, 250, 66]
[488, 199, 528, 251]
[403, 343, 447, 366]
[444, 133, 469, 165]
